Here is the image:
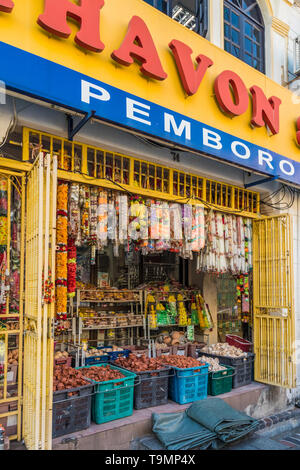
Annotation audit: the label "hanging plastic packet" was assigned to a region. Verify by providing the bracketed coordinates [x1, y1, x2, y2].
[128, 197, 148, 242]
[89, 187, 98, 247]
[156, 201, 171, 251]
[68, 183, 81, 245]
[118, 194, 128, 244]
[97, 190, 108, 249]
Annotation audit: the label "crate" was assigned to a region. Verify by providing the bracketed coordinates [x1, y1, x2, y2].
[199, 352, 255, 389]
[108, 349, 131, 361]
[208, 366, 234, 396]
[188, 343, 206, 359]
[70, 348, 109, 367]
[154, 346, 173, 357]
[226, 335, 253, 353]
[80, 363, 136, 424]
[54, 356, 72, 367]
[168, 364, 209, 405]
[117, 365, 170, 410]
[172, 344, 189, 356]
[52, 384, 93, 438]
[124, 345, 150, 358]
[0, 400, 18, 437]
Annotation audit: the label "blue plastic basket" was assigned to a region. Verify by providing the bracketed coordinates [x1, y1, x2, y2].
[108, 349, 131, 361]
[168, 363, 209, 405]
[84, 347, 110, 366]
[77, 363, 136, 424]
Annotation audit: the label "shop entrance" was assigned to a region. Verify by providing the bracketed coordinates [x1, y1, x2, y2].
[0, 127, 296, 449]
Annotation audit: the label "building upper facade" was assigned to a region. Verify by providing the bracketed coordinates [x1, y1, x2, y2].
[143, 0, 300, 92]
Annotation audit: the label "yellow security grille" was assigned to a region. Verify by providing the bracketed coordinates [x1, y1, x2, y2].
[133, 159, 169, 193]
[0, 170, 25, 442]
[23, 153, 57, 450]
[253, 215, 296, 388]
[23, 129, 83, 172]
[23, 128, 260, 217]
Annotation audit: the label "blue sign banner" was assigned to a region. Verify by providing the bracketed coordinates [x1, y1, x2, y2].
[1, 40, 299, 185]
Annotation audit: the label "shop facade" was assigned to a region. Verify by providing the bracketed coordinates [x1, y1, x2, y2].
[0, 0, 300, 450]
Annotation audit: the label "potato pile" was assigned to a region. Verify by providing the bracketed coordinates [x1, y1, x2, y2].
[85, 348, 108, 358]
[82, 365, 125, 382]
[8, 349, 18, 365]
[54, 351, 69, 361]
[159, 355, 205, 369]
[198, 355, 226, 372]
[115, 354, 165, 372]
[53, 365, 89, 392]
[201, 343, 247, 358]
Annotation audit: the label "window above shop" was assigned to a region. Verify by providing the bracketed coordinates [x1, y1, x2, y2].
[224, 0, 265, 74]
[144, 0, 209, 37]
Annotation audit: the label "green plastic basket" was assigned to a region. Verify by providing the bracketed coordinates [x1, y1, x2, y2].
[207, 365, 235, 396]
[78, 363, 136, 424]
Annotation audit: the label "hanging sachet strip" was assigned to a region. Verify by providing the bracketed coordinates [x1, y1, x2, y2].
[97, 189, 108, 249]
[69, 183, 81, 245]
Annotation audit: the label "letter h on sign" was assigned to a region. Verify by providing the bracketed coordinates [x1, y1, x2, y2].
[0, 1, 14, 13]
[37, 0, 105, 53]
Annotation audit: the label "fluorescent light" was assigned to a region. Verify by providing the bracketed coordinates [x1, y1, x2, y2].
[172, 3, 197, 31]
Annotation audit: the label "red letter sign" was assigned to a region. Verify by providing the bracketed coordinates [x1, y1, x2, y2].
[0, 0, 14, 13]
[111, 16, 167, 81]
[296, 117, 300, 146]
[169, 40, 213, 96]
[37, 0, 105, 53]
[250, 85, 281, 135]
[214, 71, 249, 117]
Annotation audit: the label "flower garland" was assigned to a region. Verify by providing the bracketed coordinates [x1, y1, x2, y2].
[80, 185, 90, 242]
[56, 182, 68, 322]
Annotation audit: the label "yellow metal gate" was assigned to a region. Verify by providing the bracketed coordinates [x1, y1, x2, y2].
[253, 214, 296, 388]
[23, 153, 57, 450]
[0, 169, 25, 441]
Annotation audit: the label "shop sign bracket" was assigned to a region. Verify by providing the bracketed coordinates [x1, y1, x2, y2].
[67, 111, 96, 141]
[244, 175, 279, 189]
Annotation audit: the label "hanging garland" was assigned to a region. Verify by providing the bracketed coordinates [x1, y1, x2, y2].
[56, 182, 68, 323]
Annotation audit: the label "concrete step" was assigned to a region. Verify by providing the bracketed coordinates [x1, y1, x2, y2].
[52, 382, 269, 450]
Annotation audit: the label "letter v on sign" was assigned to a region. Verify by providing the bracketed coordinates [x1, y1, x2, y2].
[169, 40, 213, 96]
[0, 0, 14, 13]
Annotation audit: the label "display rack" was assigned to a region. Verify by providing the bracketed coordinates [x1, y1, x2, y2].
[143, 288, 214, 344]
[72, 289, 144, 348]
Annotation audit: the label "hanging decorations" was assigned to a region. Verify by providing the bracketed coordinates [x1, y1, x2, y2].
[67, 238, 77, 298]
[80, 185, 90, 243]
[56, 182, 68, 323]
[69, 183, 81, 245]
[97, 190, 108, 250]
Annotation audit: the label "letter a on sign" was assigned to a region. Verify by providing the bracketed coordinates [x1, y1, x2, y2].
[112, 16, 167, 81]
[37, 0, 105, 53]
[169, 40, 213, 96]
[0, 0, 14, 12]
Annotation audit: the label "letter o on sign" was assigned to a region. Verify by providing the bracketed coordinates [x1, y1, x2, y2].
[279, 160, 295, 176]
[231, 141, 251, 159]
[214, 70, 249, 117]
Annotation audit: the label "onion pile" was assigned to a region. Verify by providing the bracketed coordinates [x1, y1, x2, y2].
[53, 365, 88, 392]
[159, 355, 205, 368]
[82, 365, 125, 382]
[115, 354, 165, 372]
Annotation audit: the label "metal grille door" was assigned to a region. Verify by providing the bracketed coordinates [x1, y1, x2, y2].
[253, 215, 296, 388]
[23, 154, 57, 450]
